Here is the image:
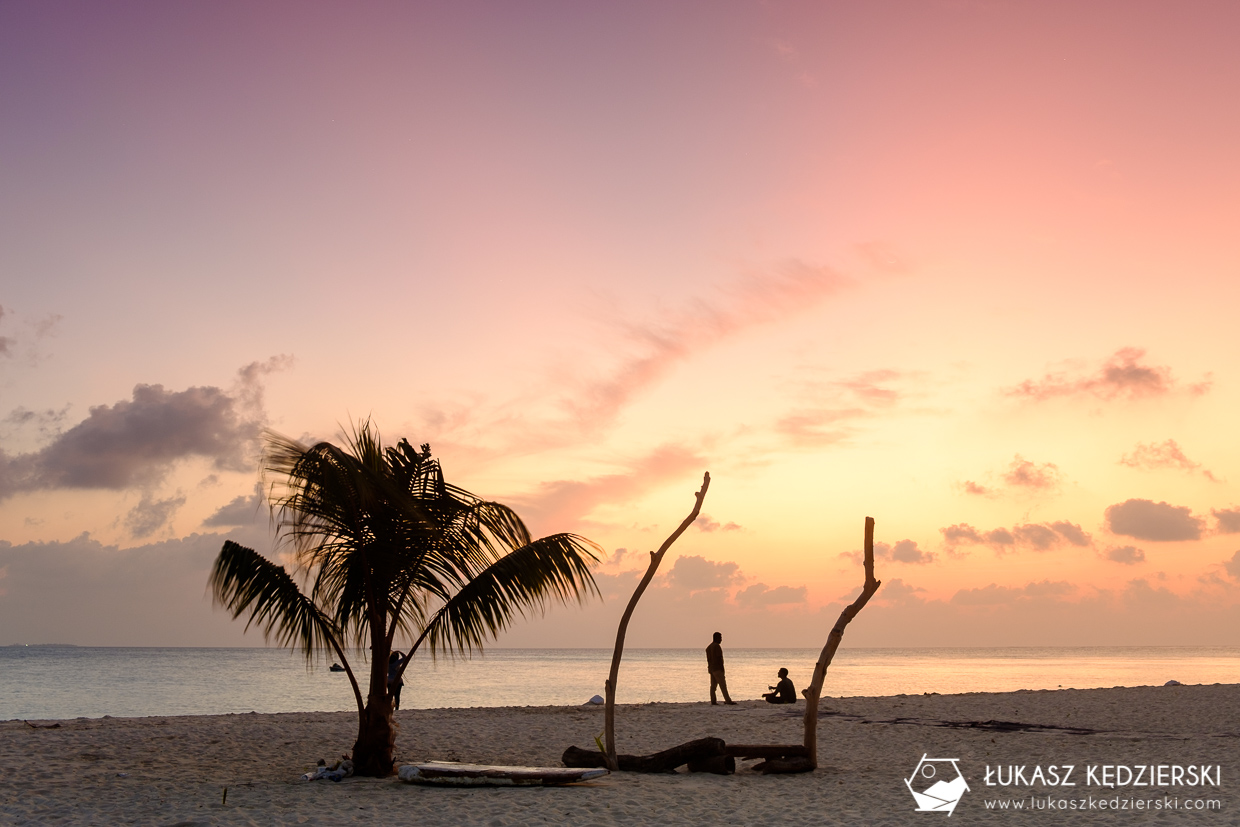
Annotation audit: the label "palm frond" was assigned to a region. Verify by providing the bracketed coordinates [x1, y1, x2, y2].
[411, 533, 601, 659]
[209, 540, 342, 662]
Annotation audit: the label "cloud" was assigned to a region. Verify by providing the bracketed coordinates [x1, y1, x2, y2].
[1120, 439, 1218, 482]
[844, 538, 936, 565]
[124, 492, 188, 539]
[666, 555, 740, 591]
[0, 303, 11, 357]
[0, 360, 291, 500]
[508, 444, 707, 533]
[1103, 545, 1145, 564]
[734, 583, 807, 606]
[1213, 508, 1240, 534]
[774, 407, 867, 447]
[203, 483, 266, 528]
[1104, 498, 1204, 541]
[940, 521, 1091, 553]
[695, 514, 742, 533]
[0, 528, 270, 646]
[873, 578, 925, 605]
[3, 405, 71, 443]
[960, 455, 1063, 497]
[952, 580, 1075, 605]
[0, 305, 62, 364]
[1049, 521, 1091, 546]
[775, 370, 904, 448]
[1224, 551, 1240, 580]
[1007, 348, 1208, 402]
[1002, 456, 1062, 490]
[569, 260, 850, 432]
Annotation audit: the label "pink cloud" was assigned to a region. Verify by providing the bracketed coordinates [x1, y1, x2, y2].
[958, 455, 1063, 498]
[568, 260, 850, 432]
[695, 514, 742, 533]
[507, 444, 707, 533]
[1007, 347, 1209, 402]
[1120, 439, 1219, 482]
[1002, 455, 1062, 490]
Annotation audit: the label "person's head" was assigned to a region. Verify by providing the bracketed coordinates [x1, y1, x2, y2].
[712, 632, 722, 643]
[778, 667, 788, 678]
[389, 651, 402, 663]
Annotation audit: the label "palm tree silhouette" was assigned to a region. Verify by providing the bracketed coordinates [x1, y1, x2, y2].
[209, 422, 600, 776]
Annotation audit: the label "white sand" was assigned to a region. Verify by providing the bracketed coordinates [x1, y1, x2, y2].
[4, 684, 1238, 825]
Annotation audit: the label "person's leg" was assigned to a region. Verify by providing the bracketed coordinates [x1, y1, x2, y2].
[719, 673, 735, 704]
[709, 672, 719, 704]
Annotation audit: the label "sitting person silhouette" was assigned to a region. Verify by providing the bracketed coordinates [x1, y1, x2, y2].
[762, 667, 796, 704]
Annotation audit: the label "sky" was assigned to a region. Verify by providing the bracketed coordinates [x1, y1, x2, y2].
[1, 1, 1238, 650]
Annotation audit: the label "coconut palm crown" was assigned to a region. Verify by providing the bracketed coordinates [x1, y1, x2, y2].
[208, 423, 600, 776]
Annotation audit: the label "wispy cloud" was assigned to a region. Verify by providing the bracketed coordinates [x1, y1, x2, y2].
[506, 445, 707, 533]
[774, 369, 905, 448]
[0, 304, 11, 357]
[1007, 347, 1210, 402]
[1121, 439, 1219, 482]
[124, 492, 187, 539]
[568, 261, 850, 434]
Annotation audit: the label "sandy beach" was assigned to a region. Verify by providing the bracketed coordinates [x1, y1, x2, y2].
[4, 684, 1238, 825]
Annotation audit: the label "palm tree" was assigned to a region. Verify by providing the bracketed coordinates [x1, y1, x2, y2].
[208, 423, 600, 776]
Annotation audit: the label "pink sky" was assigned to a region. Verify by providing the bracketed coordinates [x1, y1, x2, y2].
[1, 1, 1238, 648]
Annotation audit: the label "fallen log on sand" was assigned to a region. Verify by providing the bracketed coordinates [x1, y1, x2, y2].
[563, 737, 732, 774]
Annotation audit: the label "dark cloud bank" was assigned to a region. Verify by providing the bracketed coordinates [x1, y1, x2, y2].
[0, 358, 290, 506]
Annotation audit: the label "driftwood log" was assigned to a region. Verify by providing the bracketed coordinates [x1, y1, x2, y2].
[724, 744, 808, 759]
[726, 744, 812, 775]
[603, 473, 710, 770]
[801, 516, 881, 769]
[563, 737, 731, 774]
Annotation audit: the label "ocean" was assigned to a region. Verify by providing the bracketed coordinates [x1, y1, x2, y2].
[3, 646, 1239, 721]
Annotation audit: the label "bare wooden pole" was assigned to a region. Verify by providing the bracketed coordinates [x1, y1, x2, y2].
[802, 516, 881, 768]
[603, 472, 710, 771]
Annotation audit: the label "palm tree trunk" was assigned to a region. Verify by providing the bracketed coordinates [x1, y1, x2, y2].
[352, 611, 396, 776]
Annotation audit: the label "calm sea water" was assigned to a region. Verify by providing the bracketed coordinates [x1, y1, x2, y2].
[3, 646, 1238, 721]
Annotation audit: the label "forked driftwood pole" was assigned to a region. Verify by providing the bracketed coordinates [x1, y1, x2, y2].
[802, 516, 881, 769]
[603, 472, 711, 771]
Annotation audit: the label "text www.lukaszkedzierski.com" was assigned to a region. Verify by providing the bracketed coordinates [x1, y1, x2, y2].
[985, 796, 1221, 811]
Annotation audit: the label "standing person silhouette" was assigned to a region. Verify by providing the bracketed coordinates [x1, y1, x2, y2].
[705, 632, 736, 705]
[388, 651, 406, 710]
